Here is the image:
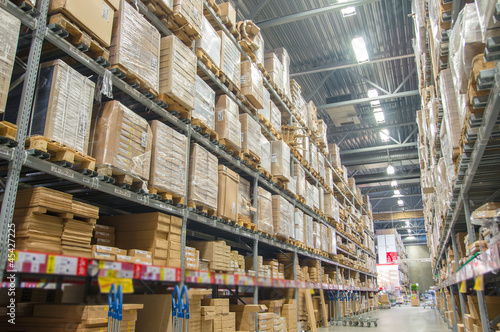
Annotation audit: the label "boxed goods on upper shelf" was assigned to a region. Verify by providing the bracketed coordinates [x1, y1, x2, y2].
[238, 177, 252, 223]
[270, 140, 291, 182]
[257, 187, 273, 235]
[217, 165, 240, 221]
[215, 95, 241, 153]
[0, 8, 20, 114]
[196, 16, 221, 68]
[295, 209, 304, 242]
[239, 113, 261, 160]
[194, 75, 216, 129]
[109, 0, 160, 93]
[294, 164, 306, 200]
[189, 240, 231, 272]
[264, 52, 284, 92]
[218, 30, 241, 90]
[260, 134, 271, 174]
[241, 60, 264, 109]
[273, 47, 291, 100]
[173, 0, 203, 38]
[188, 143, 218, 212]
[270, 101, 281, 134]
[272, 195, 293, 239]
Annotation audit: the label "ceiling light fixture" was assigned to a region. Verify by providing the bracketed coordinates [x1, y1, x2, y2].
[394, 189, 400, 196]
[387, 164, 395, 174]
[391, 180, 398, 187]
[371, 100, 381, 107]
[397, 199, 404, 206]
[339, 0, 357, 17]
[352, 37, 369, 63]
[406, 235, 415, 240]
[380, 129, 390, 142]
[367, 88, 378, 99]
[408, 229, 412, 233]
[406, 221, 410, 227]
[374, 111, 385, 123]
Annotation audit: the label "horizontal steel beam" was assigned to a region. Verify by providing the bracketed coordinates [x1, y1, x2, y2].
[247, 0, 272, 19]
[347, 159, 420, 171]
[291, 54, 415, 77]
[340, 142, 418, 155]
[372, 210, 424, 221]
[329, 122, 416, 136]
[318, 90, 420, 109]
[357, 178, 421, 188]
[256, 0, 381, 29]
[369, 194, 422, 200]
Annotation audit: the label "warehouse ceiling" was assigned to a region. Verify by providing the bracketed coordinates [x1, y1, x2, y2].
[217, 0, 421, 219]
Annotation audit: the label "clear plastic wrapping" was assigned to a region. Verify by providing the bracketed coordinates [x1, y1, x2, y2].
[194, 75, 216, 129]
[260, 134, 271, 173]
[439, 69, 461, 149]
[188, 143, 218, 210]
[313, 186, 320, 210]
[313, 222, 321, 249]
[297, 129, 309, 163]
[258, 86, 271, 121]
[310, 140, 318, 172]
[318, 153, 326, 180]
[326, 168, 334, 190]
[294, 164, 306, 199]
[90, 100, 152, 181]
[159, 35, 197, 110]
[240, 113, 261, 159]
[272, 195, 293, 238]
[196, 16, 221, 67]
[273, 47, 290, 99]
[215, 109, 241, 152]
[329, 227, 337, 255]
[173, 0, 203, 37]
[318, 119, 328, 146]
[319, 187, 324, 213]
[217, 30, 241, 90]
[149, 120, 187, 197]
[217, 165, 240, 220]
[238, 177, 252, 221]
[33, 60, 95, 155]
[475, 0, 500, 43]
[271, 140, 291, 181]
[110, 1, 160, 93]
[306, 101, 318, 133]
[306, 182, 313, 208]
[254, 32, 265, 66]
[0, 8, 20, 113]
[264, 52, 284, 91]
[241, 60, 264, 109]
[321, 224, 328, 252]
[324, 193, 340, 221]
[258, 187, 273, 235]
[305, 215, 313, 248]
[270, 101, 282, 134]
[294, 208, 304, 243]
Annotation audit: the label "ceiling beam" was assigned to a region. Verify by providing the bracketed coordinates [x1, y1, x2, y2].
[317, 90, 420, 109]
[291, 54, 415, 77]
[305, 71, 337, 101]
[328, 122, 417, 137]
[256, 0, 381, 29]
[372, 210, 424, 221]
[369, 194, 422, 200]
[346, 159, 420, 171]
[340, 142, 418, 155]
[354, 172, 420, 185]
[247, 0, 272, 20]
[357, 178, 421, 188]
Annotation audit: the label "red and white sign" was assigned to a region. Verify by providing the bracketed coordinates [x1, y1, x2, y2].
[386, 252, 398, 263]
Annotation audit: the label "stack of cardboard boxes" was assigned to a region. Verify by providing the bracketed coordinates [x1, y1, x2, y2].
[201, 298, 235, 332]
[190, 240, 231, 272]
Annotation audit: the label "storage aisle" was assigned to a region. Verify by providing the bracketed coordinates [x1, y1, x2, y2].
[319, 306, 449, 332]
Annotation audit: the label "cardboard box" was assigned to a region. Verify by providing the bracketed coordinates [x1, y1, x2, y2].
[128, 249, 152, 259]
[257, 187, 273, 235]
[464, 314, 476, 331]
[0, 8, 20, 114]
[270, 140, 291, 181]
[215, 109, 241, 152]
[241, 61, 264, 109]
[92, 251, 116, 261]
[195, 16, 221, 67]
[217, 165, 240, 220]
[188, 143, 219, 210]
[49, 0, 117, 47]
[123, 294, 171, 332]
[239, 113, 261, 160]
[193, 75, 216, 129]
[217, 2, 236, 26]
[173, 0, 203, 37]
[217, 30, 240, 89]
[272, 195, 293, 239]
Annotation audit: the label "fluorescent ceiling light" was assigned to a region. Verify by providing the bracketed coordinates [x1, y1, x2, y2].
[408, 229, 412, 233]
[387, 164, 395, 174]
[406, 221, 410, 227]
[371, 100, 381, 107]
[398, 199, 404, 206]
[406, 236, 415, 240]
[339, 0, 357, 16]
[391, 180, 398, 187]
[367, 88, 378, 98]
[380, 129, 390, 142]
[394, 189, 400, 196]
[373, 107, 382, 113]
[374, 111, 385, 123]
[352, 37, 369, 63]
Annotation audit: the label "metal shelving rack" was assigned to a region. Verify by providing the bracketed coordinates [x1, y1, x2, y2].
[0, 0, 378, 314]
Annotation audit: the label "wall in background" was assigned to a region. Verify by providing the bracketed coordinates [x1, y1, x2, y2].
[406, 245, 434, 291]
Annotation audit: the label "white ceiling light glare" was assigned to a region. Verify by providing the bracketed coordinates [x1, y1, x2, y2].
[370, 100, 381, 107]
[397, 199, 404, 206]
[391, 180, 398, 187]
[352, 37, 369, 63]
[339, 0, 357, 17]
[408, 229, 412, 233]
[380, 129, 390, 142]
[367, 88, 378, 98]
[387, 164, 395, 174]
[406, 220, 410, 227]
[394, 189, 400, 196]
[374, 112, 385, 123]
[406, 235, 415, 240]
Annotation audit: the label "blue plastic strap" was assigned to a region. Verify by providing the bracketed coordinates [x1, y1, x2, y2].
[181, 285, 189, 319]
[116, 285, 123, 321]
[107, 284, 115, 319]
[172, 285, 180, 318]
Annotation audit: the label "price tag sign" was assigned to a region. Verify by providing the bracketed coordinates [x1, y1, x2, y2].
[98, 277, 134, 293]
[143, 266, 161, 280]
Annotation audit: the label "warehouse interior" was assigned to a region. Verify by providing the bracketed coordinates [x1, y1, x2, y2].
[0, 0, 498, 331]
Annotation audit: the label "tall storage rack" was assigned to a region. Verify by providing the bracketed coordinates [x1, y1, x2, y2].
[413, 1, 500, 332]
[0, 0, 378, 324]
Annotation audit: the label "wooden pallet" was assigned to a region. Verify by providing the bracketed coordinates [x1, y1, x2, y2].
[296, 195, 306, 204]
[108, 63, 158, 99]
[257, 166, 273, 181]
[218, 72, 240, 94]
[148, 186, 185, 206]
[237, 95, 259, 115]
[47, 14, 110, 62]
[26, 136, 96, 171]
[218, 138, 241, 156]
[187, 201, 217, 218]
[191, 118, 219, 142]
[96, 165, 146, 191]
[195, 48, 220, 77]
[156, 93, 192, 122]
[240, 148, 261, 169]
[170, 11, 201, 39]
[0, 121, 17, 146]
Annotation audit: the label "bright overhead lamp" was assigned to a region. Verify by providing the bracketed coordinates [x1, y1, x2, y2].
[380, 129, 390, 142]
[394, 189, 401, 196]
[397, 199, 404, 206]
[352, 37, 369, 63]
[406, 221, 410, 227]
[406, 235, 415, 240]
[371, 100, 381, 107]
[387, 164, 395, 174]
[339, 0, 357, 16]
[408, 229, 412, 233]
[374, 111, 385, 123]
[367, 88, 378, 98]
[391, 180, 398, 187]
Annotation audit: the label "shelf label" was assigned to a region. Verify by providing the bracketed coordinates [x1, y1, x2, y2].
[50, 165, 74, 179]
[98, 277, 134, 293]
[114, 188, 131, 198]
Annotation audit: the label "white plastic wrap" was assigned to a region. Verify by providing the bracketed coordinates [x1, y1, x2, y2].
[294, 208, 304, 243]
[258, 187, 273, 235]
[188, 143, 218, 210]
[319, 187, 324, 213]
[313, 186, 320, 210]
[217, 30, 241, 89]
[173, 0, 203, 37]
[324, 193, 340, 222]
[271, 140, 290, 181]
[305, 215, 313, 248]
[241, 60, 264, 109]
[110, 1, 160, 93]
[264, 52, 283, 91]
[294, 163, 306, 199]
[149, 120, 187, 197]
[318, 153, 326, 180]
[34, 60, 95, 155]
[321, 224, 328, 252]
[318, 119, 328, 146]
[258, 86, 271, 121]
[306, 101, 318, 133]
[196, 16, 221, 67]
[238, 177, 252, 221]
[329, 227, 337, 255]
[0, 8, 20, 114]
[271, 101, 282, 133]
[90, 100, 152, 181]
[476, 0, 500, 43]
[240, 114, 261, 159]
[194, 75, 216, 129]
[254, 32, 264, 66]
[260, 134, 271, 173]
[313, 222, 321, 250]
[215, 96, 241, 152]
[310, 141, 318, 172]
[274, 47, 290, 99]
[306, 182, 313, 208]
[287, 176, 297, 196]
[272, 195, 293, 239]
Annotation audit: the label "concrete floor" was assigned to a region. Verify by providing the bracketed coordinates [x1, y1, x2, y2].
[319, 305, 450, 332]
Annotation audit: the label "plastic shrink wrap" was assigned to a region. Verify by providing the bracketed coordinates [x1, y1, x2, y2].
[238, 177, 252, 222]
[321, 224, 328, 252]
[294, 209, 304, 243]
[328, 143, 341, 169]
[329, 227, 337, 255]
[258, 87, 271, 121]
[241, 60, 264, 109]
[305, 215, 313, 248]
[294, 164, 306, 199]
[310, 140, 318, 173]
[313, 186, 320, 210]
[306, 182, 314, 208]
[254, 32, 265, 66]
[90, 101, 152, 181]
[239, 113, 261, 159]
[193, 75, 216, 129]
[159, 35, 197, 110]
[258, 187, 273, 235]
[217, 165, 240, 220]
[318, 153, 326, 181]
[306, 101, 318, 133]
[215, 96, 241, 152]
[324, 193, 340, 222]
[270, 101, 282, 134]
[272, 195, 293, 239]
[149, 120, 187, 197]
[110, 1, 160, 93]
[297, 128, 309, 164]
[31, 60, 95, 155]
[325, 167, 334, 191]
[260, 134, 271, 173]
[475, 0, 500, 43]
[273, 47, 290, 99]
[319, 187, 324, 213]
[217, 30, 241, 90]
[188, 143, 218, 210]
[271, 140, 291, 181]
[313, 222, 321, 250]
[173, 0, 203, 37]
[195, 16, 221, 67]
[287, 176, 297, 196]
[318, 119, 328, 148]
[0, 8, 20, 114]
[264, 52, 283, 91]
